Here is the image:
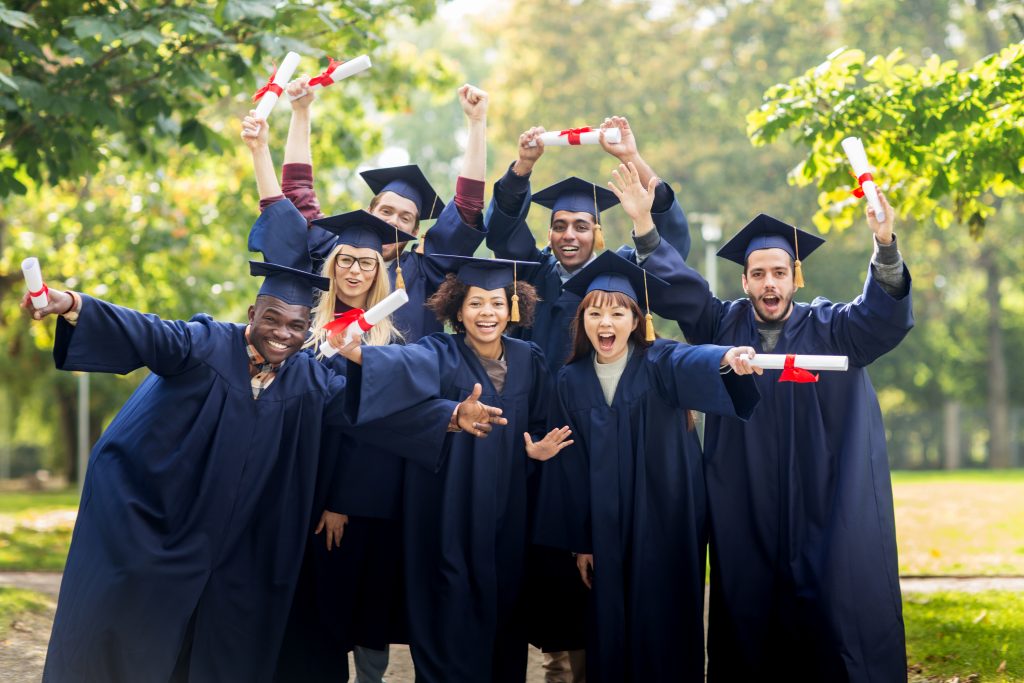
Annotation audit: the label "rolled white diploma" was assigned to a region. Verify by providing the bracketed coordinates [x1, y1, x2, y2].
[289, 55, 372, 101]
[738, 353, 849, 371]
[527, 127, 622, 147]
[22, 257, 49, 309]
[253, 51, 302, 120]
[841, 136, 885, 223]
[319, 288, 409, 358]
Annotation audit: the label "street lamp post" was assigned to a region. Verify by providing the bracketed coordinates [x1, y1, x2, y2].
[691, 213, 722, 295]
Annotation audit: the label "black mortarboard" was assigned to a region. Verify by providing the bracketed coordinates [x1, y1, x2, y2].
[311, 209, 416, 253]
[250, 261, 329, 307]
[562, 250, 669, 341]
[360, 164, 445, 221]
[531, 176, 620, 218]
[428, 254, 540, 322]
[247, 199, 328, 306]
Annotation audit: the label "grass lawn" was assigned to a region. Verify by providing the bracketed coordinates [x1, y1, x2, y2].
[0, 490, 79, 515]
[0, 586, 52, 639]
[906, 590, 1024, 683]
[0, 489, 79, 572]
[892, 469, 1024, 576]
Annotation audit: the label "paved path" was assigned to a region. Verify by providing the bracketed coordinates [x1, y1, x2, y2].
[2, 572, 1022, 682]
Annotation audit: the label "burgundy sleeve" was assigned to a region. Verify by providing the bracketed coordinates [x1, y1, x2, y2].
[454, 176, 485, 228]
[280, 163, 325, 222]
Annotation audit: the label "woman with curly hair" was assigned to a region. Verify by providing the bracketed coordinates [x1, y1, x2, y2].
[336, 255, 573, 683]
[534, 166, 763, 682]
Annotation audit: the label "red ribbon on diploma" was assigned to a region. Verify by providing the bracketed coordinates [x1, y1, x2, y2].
[309, 58, 344, 88]
[28, 283, 48, 299]
[559, 127, 592, 145]
[252, 67, 283, 102]
[324, 308, 373, 336]
[779, 354, 819, 383]
[851, 172, 874, 199]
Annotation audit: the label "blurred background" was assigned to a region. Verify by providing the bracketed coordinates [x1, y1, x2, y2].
[0, 1, 1022, 680]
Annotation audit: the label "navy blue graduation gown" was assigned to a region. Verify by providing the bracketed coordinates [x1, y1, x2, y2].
[646, 255, 913, 681]
[349, 333, 552, 683]
[535, 341, 758, 682]
[307, 199, 487, 341]
[43, 296, 452, 683]
[484, 179, 691, 372]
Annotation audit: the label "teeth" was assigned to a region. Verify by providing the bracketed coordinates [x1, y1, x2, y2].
[267, 340, 287, 350]
[562, 247, 579, 252]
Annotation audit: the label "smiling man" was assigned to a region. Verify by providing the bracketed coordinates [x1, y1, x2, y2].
[26, 199, 506, 683]
[643, 195, 914, 682]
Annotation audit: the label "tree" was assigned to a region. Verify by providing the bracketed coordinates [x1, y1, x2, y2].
[747, 39, 1024, 467]
[0, 0, 458, 480]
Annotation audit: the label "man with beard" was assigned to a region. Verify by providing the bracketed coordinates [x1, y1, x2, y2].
[26, 199, 506, 683]
[645, 191, 913, 682]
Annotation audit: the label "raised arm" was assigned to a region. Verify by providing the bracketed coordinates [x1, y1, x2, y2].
[822, 191, 913, 366]
[241, 111, 283, 201]
[647, 341, 761, 419]
[600, 115, 690, 260]
[483, 127, 547, 262]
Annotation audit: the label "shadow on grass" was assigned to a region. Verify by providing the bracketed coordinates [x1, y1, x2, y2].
[0, 529, 71, 572]
[906, 591, 1024, 682]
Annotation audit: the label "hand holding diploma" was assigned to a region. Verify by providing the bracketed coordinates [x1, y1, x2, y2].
[841, 137, 885, 223]
[527, 126, 621, 147]
[738, 353, 849, 383]
[22, 257, 49, 309]
[320, 288, 409, 359]
[251, 51, 301, 121]
[722, 347, 764, 376]
[288, 55, 372, 101]
[20, 284, 74, 321]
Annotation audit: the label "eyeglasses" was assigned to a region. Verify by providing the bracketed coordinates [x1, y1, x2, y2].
[335, 255, 379, 272]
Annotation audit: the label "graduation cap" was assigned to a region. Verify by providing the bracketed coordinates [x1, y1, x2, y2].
[716, 213, 825, 289]
[360, 164, 445, 221]
[562, 250, 669, 342]
[427, 254, 540, 322]
[249, 261, 330, 308]
[246, 199, 328, 306]
[531, 177, 620, 252]
[312, 209, 417, 290]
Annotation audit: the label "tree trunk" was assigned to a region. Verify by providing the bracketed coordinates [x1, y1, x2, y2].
[981, 244, 1010, 468]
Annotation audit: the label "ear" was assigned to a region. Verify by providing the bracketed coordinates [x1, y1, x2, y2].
[741, 272, 749, 294]
[248, 304, 256, 323]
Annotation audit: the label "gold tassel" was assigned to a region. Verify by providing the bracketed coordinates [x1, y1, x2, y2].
[510, 261, 520, 322]
[642, 268, 655, 341]
[395, 264, 406, 290]
[793, 259, 804, 289]
[645, 312, 656, 342]
[594, 224, 606, 251]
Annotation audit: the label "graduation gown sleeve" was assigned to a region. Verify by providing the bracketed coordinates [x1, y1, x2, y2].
[483, 176, 545, 263]
[645, 340, 759, 419]
[54, 294, 209, 376]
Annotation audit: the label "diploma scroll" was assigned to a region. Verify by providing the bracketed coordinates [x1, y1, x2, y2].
[527, 127, 622, 147]
[288, 55, 372, 101]
[22, 257, 49, 309]
[738, 353, 849, 371]
[841, 137, 885, 223]
[319, 288, 409, 358]
[252, 51, 302, 121]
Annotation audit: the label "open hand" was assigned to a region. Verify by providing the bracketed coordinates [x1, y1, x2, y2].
[523, 426, 574, 461]
[608, 162, 657, 231]
[456, 383, 508, 437]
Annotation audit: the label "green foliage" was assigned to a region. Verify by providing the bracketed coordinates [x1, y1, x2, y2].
[905, 591, 1024, 682]
[0, 0, 456, 479]
[748, 42, 1024, 235]
[0, 526, 71, 571]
